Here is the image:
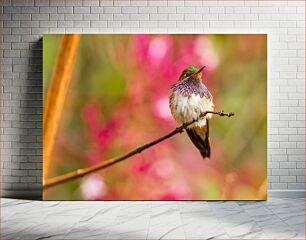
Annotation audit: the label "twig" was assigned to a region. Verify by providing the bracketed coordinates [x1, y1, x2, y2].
[43, 110, 235, 190]
[43, 34, 80, 179]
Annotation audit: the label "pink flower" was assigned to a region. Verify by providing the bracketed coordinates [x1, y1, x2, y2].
[82, 101, 100, 131]
[135, 35, 172, 66]
[81, 173, 107, 200]
[154, 96, 172, 120]
[195, 36, 219, 71]
[81, 101, 119, 165]
[151, 158, 175, 179]
[135, 34, 150, 62]
[161, 179, 192, 200]
[148, 36, 170, 65]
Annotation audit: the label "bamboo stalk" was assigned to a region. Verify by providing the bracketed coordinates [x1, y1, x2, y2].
[43, 34, 80, 179]
[43, 110, 234, 190]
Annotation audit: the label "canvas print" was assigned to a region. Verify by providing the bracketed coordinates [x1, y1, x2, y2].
[43, 34, 267, 200]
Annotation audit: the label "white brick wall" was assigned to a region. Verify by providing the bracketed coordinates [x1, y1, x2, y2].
[1, 0, 305, 198]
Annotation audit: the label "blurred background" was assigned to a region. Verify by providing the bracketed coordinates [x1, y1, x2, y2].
[43, 34, 267, 200]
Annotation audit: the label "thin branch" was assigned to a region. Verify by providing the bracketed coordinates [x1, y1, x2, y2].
[43, 110, 235, 190]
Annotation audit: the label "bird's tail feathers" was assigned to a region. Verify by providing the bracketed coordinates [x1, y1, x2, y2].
[186, 120, 211, 159]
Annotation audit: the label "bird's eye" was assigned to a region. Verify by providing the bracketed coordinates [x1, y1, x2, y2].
[184, 73, 187, 77]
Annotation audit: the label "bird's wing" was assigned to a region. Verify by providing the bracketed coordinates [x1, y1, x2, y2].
[186, 120, 211, 159]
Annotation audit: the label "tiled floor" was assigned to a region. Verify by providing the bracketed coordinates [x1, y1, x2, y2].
[1, 198, 305, 239]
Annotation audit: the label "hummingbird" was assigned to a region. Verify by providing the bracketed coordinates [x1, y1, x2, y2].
[169, 65, 214, 159]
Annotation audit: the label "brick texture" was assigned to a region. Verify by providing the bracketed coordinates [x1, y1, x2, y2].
[1, 0, 305, 199]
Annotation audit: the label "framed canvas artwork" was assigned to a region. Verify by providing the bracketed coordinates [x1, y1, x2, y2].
[43, 34, 267, 200]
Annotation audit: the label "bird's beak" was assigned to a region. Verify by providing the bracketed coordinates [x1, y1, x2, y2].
[193, 66, 206, 79]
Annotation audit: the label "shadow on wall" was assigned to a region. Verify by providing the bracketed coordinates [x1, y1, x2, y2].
[5, 38, 43, 200]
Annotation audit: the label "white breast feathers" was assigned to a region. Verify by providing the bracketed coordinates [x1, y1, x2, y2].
[170, 93, 214, 128]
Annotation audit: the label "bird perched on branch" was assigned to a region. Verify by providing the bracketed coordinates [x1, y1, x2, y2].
[169, 65, 214, 159]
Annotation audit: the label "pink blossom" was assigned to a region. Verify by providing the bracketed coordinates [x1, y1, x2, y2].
[148, 36, 170, 65]
[82, 102, 119, 146]
[161, 179, 192, 200]
[154, 96, 172, 120]
[195, 36, 219, 71]
[81, 101, 120, 165]
[151, 158, 175, 179]
[135, 34, 150, 62]
[82, 101, 100, 131]
[81, 173, 107, 200]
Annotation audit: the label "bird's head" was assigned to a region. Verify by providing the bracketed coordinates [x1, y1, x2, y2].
[178, 65, 206, 81]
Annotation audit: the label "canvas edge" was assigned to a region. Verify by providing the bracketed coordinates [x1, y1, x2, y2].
[1, 190, 304, 200]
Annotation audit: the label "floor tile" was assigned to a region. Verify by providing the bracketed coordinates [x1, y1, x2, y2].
[1, 198, 304, 240]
